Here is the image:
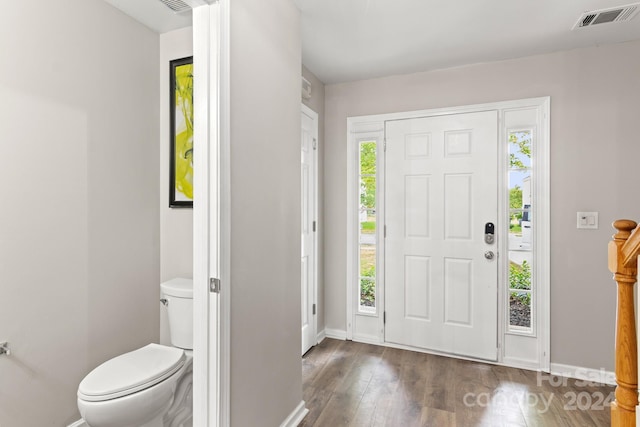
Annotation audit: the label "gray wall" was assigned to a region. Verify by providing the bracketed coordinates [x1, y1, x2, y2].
[160, 27, 194, 284]
[159, 27, 193, 347]
[230, 0, 303, 425]
[323, 40, 640, 371]
[302, 66, 326, 336]
[0, 1, 160, 426]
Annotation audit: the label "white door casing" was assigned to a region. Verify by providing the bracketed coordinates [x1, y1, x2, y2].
[384, 111, 499, 361]
[192, 2, 231, 426]
[301, 104, 318, 355]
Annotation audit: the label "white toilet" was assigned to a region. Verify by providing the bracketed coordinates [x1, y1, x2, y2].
[77, 278, 194, 427]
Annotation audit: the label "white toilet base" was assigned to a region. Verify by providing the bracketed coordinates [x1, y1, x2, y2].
[79, 350, 193, 427]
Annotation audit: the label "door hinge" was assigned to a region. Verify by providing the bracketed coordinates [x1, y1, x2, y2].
[384, 225, 387, 238]
[312, 138, 317, 150]
[312, 303, 316, 315]
[313, 221, 316, 232]
[210, 278, 221, 293]
[383, 311, 386, 324]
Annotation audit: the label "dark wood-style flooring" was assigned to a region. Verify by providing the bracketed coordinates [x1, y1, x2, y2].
[300, 339, 614, 427]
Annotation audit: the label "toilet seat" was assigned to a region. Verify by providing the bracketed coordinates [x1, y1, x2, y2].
[78, 343, 185, 402]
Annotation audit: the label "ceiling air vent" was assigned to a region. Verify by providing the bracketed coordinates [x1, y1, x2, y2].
[573, 3, 640, 29]
[157, 0, 192, 13]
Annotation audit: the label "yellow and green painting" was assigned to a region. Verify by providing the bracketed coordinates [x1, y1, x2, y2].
[171, 58, 194, 206]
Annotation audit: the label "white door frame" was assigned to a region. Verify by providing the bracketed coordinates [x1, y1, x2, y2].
[346, 97, 550, 371]
[346, 123, 386, 343]
[301, 103, 319, 353]
[192, 2, 231, 426]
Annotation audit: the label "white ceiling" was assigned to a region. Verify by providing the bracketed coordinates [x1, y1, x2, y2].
[297, 0, 640, 83]
[102, 0, 640, 84]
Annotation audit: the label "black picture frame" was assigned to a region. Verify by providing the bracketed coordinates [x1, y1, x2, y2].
[169, 56, 194, 208]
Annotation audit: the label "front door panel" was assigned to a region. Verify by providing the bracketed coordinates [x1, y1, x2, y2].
[385, 111, 498, 360]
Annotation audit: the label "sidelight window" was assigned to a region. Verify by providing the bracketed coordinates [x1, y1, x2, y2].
[359, 141, 377, 313]
[507, 130, 533, 332]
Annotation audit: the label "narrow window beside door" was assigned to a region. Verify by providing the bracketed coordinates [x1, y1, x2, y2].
[359, 140, 377, 314]
[508, 130, 533, 333]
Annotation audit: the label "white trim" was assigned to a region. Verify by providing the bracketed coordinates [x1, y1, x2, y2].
[502, 356, 544, 371]
[316, 329, 326, 344]
[377, 128, 386, 341]
[500, 99, 551, 371]
[352, 333, 383, 345]
[218, 1, 231, 425]
[348, 98, 550, 123]
[346, 124, 385, 342]
[347, 97, 551, 371]
[67, 420, 86, 427]
[193, 3, 231, 427]
[349, 121, 385, 134]
[325, 328, 348, 340]
[538, 98, 551, 372]
[279, 401, 309, 427]
[301, 103, 319, 354]
[345, 121, 355, 340]
[550, 363, 616, 386]
[192, 6, 217, 427]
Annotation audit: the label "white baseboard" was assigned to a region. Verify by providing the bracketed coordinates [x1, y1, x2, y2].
[324, 328, 347, 340]
[549, 363, 615, 386]
[316, 329, 326, 344]
[67, 420, 87, 427]
[280, 400, 308, 427]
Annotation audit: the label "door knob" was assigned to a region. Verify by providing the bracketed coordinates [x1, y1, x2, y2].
[484, 251, 495, 260]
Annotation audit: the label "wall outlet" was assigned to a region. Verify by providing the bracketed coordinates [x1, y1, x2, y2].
[577, 212, 598, 229]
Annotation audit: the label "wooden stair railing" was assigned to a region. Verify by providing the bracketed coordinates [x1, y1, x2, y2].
[609, 219, 640, 427]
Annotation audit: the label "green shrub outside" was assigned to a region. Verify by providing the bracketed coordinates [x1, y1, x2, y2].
[509, 260, 531, 305]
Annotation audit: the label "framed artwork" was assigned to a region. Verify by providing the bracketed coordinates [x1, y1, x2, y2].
[169, 56, 194, 208]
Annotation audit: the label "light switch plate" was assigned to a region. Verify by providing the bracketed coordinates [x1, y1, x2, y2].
[577, 212, 598, 229]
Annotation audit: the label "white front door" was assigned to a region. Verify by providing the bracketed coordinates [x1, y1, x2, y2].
[301, 105, 317, 355]
[385, 111, 498, 361]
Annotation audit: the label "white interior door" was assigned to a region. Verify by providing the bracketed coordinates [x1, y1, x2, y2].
[385, 110, 498, 361]
[301, 105, 317, 355]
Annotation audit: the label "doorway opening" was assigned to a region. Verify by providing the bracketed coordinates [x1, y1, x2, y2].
[301, 103, 319, 355]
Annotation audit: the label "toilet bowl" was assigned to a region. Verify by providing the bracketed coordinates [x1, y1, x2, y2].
[77, 278, 194, 427]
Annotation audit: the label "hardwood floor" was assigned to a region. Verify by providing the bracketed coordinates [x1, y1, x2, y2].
[300, 339, 614, 427]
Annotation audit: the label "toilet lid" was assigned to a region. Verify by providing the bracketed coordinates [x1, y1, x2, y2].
[161, 277, 193, 298]
[78, 343, 185, 402]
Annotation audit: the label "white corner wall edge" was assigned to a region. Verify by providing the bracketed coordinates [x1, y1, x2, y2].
[67, 420, 87, 427]
[549, 363, 615, 386]
[325, 328, 347, 340]
[316, 329, 327, 344]
[280, 401, 309, 427]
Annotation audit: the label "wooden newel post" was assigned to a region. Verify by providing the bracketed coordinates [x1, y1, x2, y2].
[609, 219, 639, 427]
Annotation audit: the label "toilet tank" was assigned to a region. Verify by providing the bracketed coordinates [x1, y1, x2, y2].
[161, 278, 193, 350]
